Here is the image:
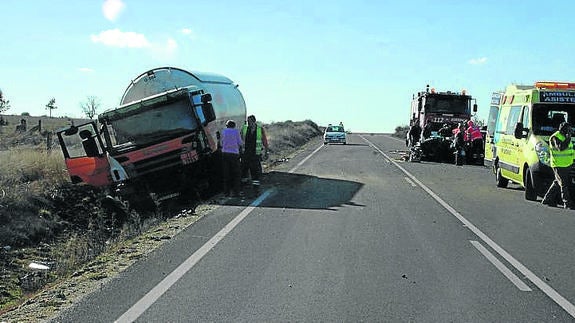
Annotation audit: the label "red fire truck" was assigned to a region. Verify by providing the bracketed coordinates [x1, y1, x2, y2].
[409, 85, 478, 162]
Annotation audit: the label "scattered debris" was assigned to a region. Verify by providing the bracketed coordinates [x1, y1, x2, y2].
[28, 263, 50, 271]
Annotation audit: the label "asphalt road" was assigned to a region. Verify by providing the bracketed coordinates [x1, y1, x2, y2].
[54, 134, 575, 322]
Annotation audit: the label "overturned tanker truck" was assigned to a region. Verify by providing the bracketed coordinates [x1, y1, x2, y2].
[57, 67, 247, 209]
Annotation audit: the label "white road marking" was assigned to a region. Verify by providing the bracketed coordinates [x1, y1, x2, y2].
[115, 189, 274, 323]
[289, 144, 324, 173]
[360, 135, 575, 318]
[404, 177, 417, 187]
[116, 143, 321, 322]
[470, 240, 532, 292]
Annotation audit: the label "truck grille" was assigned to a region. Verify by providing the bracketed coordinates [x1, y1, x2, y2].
[131, 149, 184, 176]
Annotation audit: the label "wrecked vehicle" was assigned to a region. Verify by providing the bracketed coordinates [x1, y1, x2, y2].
[409, 84, 478, 163]
[57, 67, 247, 208]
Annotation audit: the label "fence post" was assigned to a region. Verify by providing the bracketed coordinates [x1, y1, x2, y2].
[46, 132, 52, 151]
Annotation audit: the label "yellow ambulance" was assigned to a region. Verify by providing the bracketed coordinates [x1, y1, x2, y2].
[489, 81, 575, 200]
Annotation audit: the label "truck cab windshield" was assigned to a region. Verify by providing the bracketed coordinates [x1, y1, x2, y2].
[425, 96, 470, 114]
[108, 99, 199, 146]
[532, 104, 575, 136]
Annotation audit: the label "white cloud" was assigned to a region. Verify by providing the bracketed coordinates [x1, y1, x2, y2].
[181, 28, 197, 40]
[78, 67, 94, 73]
[103, 0, 125, 22]
[468, 57, 487, 65]
[91, 29, 150, 48]
[91, 29, 179, 60]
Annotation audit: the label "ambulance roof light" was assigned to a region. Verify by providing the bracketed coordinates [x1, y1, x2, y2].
[535, 81, 575, 89]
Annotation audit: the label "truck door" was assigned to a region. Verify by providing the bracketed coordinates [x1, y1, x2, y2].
[57, 122, 111, 187]
[514, 105, 530, 178]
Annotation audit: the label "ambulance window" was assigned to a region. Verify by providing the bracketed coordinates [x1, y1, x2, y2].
[521, 106, 530, 128]
[486, 106, 499, 136]
[505, 106, 522, 135]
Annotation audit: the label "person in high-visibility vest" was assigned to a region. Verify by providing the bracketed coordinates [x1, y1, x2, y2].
[542, 122, 575, 209]
[241, 115, 269, 192]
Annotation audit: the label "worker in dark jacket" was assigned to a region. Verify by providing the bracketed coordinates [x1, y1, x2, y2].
[241, 115, 269, 193]
[542, 122, 575, 208]
[408, 120, 422, 147]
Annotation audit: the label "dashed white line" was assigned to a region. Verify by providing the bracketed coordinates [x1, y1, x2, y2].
[360, 134, 575, 318]
[470, 240, 532, 292]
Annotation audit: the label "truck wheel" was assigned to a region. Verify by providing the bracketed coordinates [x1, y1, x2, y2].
[496, 167, 508, 188]
[524, 168, 537, 201]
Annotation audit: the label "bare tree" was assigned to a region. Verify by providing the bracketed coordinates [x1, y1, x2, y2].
[0, 88, 10, 113]
[46, 97, 57, 118]
[81, 96, 101, 119]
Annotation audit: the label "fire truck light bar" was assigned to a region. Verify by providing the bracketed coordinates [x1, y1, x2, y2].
[535, 81, 575, 89]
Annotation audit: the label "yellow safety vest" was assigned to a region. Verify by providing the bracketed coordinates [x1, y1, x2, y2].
[549, 131, 574, 168]
[241, 124, 264, 155]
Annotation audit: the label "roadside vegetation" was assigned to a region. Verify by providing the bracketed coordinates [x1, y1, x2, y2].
[393, 124, 409, 140]
[0, 115, 322, 314]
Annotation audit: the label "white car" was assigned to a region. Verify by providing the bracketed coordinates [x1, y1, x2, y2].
[324, 125, 346, 145]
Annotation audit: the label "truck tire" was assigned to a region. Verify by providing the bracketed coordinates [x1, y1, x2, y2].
[496, 166, 508, 188]
[524, 168, 537, 201]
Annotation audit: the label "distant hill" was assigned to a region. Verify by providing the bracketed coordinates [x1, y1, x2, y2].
[0, 114, 91, 134]
[0, 114, 92, 149]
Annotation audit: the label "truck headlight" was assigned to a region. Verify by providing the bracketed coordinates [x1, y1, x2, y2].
[535, 142, 550, 165]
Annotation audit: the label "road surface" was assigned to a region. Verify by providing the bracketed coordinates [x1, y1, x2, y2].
[54, 133, 575, 322]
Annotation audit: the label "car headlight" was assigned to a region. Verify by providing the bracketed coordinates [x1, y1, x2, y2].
[535, 141, 550, 165]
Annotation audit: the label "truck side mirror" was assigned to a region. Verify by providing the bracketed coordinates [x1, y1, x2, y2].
[201, 93, 212, 104]
[514, 122, 526, 139]
[473, 104, 478, 113]
[202, 102, 216, 124]
[64, 125, 78, 136]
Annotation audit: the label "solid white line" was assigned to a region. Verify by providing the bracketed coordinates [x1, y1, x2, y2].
[289, 144, 324, 174]
[470, 240, 532, 292]
[115, 189, 274, 323]
[116, 142, 322, 322]
[360, 135, 575, 318]
[405, 177, 417, 187]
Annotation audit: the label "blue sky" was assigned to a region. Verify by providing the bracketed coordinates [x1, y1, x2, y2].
[1, 0, 574, 133]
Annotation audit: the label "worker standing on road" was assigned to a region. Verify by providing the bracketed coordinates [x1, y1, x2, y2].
[542, 122, 575, 209]
[466, 120, 484, 164]
[452, 123, 466, 166]
[221, 120, 243, 197]
[408, 119, 422, 147]
[241, 115, 269, 194]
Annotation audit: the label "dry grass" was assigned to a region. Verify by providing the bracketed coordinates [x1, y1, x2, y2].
[0, 149, 68, 202]
[266, 120, 322, 157]
[0, 117, 323, 313]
